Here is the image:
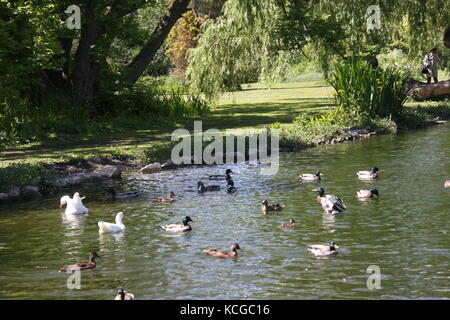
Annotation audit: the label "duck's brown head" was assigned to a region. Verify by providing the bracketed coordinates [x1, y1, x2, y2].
[169, 191, 175, 197]
[231, 243, 241, 251]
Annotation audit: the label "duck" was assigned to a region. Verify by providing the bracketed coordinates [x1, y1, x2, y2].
[281, 218, 296, 228]
[261, 200, 284, 215]
[152, 192, 176, 203]
[445, 180, 450, 188]
[59, 252, 100, 272]
[197, 181, 220, 192]
[312, 187, 346, 214]
[98, 212, 127, 233]
[59, 192, 88, 215]
[300, 170, 322, 181]
[226, 180, 236, 193]
[161, 216, 193, 232]
[357, 167, 380, 180]
[209, 169, 233, 180]
[115, 288, 135, 300]
[107, 188, 139, 200]
[357, 188, 379, 198]
[202, 243, 241, 258]
[308, 241, 339, 256]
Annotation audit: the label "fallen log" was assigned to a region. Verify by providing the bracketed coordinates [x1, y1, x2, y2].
[407, 79, 450, 101]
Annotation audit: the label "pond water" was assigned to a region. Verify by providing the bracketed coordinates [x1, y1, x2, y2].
[0, 124, 449, 300]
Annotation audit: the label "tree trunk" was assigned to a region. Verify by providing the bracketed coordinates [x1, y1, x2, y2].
[123, 0, 191, 83]
[408, 79, 450, 101]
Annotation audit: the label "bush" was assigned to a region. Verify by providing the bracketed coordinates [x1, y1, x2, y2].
[328, 57, 411, 118]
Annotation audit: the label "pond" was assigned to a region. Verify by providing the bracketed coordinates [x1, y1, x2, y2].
[0, 124, 449, 300]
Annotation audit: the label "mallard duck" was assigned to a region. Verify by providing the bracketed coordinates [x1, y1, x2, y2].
[445, 180, 450, 188]
[98, 212, 127, 233]
[59, 252, 100, 272]
[308, 241, 339, 256]
[300, 170, 322, 181]
[59, 192, 88, 215]
[357, 188, 379, 198]
[115, 288, 135, 300]
[281, 218, 296, 228]
[161, 216, 193, 232]
[261, 200, 284, 215]
[209, 169, 233, 180]
[107, 188, 139, 200]
[202, 243, 241, 258]
[226, 180, 236, 193]
[312, 187, 346, 214]
[152, 192, 175, 203]
[197, 181, 220, 192]
[357, 167, 380, 180]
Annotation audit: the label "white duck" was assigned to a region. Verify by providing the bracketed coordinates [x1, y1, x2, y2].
[60, 193, 88, 215]
[98, 212, 127, 233]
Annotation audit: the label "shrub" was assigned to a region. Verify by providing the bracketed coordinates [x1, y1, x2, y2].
[328, 57, 411, 118]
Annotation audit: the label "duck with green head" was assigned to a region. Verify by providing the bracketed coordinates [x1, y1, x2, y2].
[357, 167, 380, 180]
[357, 188, 379, 198]
[161, 216, 193, 232]
[300, 170, 323, 181]
[308, 241, 339, 256]
[312, 187, 346, 214]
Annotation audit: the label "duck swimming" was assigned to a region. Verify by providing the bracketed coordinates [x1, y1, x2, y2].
[300, 170, 322, 181]
[281, 218, 296, 228]
[357, 167, 380, 180]
[313, 187, 346, 214]
[308, 241, 339, 256]
[107, 188, 139, 200]
[203, 243, 241, 258]
[261, 200, 284, 215]
[60, 192, 88, 215]
[357, 189, 379, 198]
[209, 169, 233, 181]
[197, 181, 220, 192]
[98, 212, 127, 233]
[115, 288, 135, 300]
[59, 252, 100, 272]
[226, 180, 236, 193]
[161, 216, 193, 232]
[152, 192, 175, 203]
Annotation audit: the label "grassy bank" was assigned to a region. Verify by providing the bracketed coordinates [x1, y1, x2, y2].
[1, 79, 449, 193]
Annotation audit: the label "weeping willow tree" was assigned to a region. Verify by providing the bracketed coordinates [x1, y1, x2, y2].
[186, 0, 450, 98]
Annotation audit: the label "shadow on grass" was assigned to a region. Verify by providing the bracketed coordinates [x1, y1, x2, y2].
[0, 98, 333, 162]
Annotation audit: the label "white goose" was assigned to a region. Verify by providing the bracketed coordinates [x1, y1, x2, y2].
[98, 212, 127, 233]
[60, 192, 88, 215]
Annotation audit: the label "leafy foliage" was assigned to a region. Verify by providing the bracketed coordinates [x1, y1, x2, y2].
[328, 58, 411, 118]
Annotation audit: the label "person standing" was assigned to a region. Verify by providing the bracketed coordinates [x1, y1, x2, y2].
[423, 47, 443, 83]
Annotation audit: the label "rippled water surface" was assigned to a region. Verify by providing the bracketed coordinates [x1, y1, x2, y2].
[0, 125, 449, 299]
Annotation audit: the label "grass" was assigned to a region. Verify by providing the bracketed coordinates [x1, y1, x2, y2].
[0, 80, 335, 167]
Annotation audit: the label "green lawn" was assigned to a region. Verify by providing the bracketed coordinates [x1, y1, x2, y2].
[0, 80, 335, 166]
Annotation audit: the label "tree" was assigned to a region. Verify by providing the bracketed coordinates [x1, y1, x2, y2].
[186, 0, 450, 97]
[1, 0, 191, 110]
[166, 10, 204, 79]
